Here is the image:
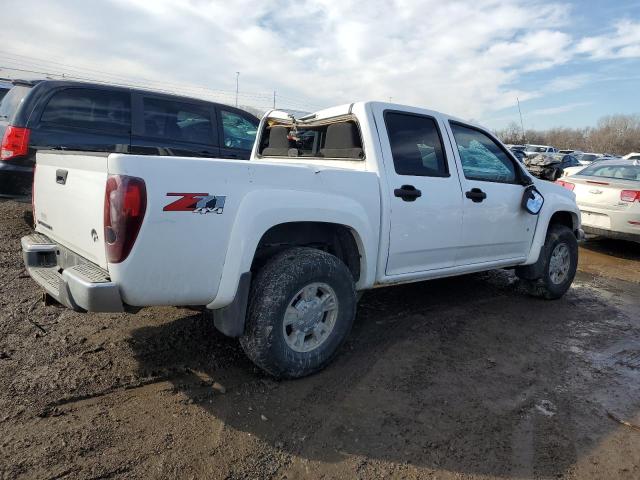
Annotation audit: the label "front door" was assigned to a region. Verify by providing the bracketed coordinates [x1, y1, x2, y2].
[376, 108, 464, 275]
[446, 121, 537, 265]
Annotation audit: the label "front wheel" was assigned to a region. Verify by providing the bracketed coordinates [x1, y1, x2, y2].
[516, 224, 578, 299]
[240, 247, 357, 378]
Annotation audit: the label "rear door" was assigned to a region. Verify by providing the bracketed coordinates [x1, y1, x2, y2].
[217, 107, 259, 159]
[446, 121, 537, 266]
[375, 107, 464, 275]
[130, 94, 220, 158]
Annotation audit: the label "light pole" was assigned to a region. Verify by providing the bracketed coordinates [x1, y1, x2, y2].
[235, 72, 240, 107]
[517, 97, 526, 143]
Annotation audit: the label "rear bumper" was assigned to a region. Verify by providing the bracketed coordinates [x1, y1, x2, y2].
[582, 226, 640, 243]
[21, 233, 124, 312]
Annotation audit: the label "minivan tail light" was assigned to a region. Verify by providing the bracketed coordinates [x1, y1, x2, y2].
[104, 175, 147, 263]
[620, 190, 640, 202]
[555, 180, 575, 191]
[1, 126, 31, 160]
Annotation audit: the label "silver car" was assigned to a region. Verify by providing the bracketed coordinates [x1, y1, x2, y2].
[557, 159, 640, 242]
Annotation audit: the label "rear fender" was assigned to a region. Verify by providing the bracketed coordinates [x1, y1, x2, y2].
[206, 189, 378, 309]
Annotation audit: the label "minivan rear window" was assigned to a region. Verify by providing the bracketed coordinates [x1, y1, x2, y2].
[40, 88, 131, 134]
[0, 85, 32, 121]
[142, 97, 214, 145]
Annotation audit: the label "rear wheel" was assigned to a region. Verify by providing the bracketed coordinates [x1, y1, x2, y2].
[240, 247, 357, 378]
[516, 224, 578, 299]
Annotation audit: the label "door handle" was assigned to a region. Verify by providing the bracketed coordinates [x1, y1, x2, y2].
[56, 169, 68, 185]
[394, 185, 422, 202]
[465, 188, 486, 203]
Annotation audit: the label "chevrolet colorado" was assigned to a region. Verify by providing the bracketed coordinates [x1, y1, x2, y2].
[22, 101, 582, 378]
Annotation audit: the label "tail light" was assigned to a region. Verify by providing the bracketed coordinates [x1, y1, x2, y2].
[620, 190, 640, 202]
[104, 174, 147, 263]
[1, 126, 31, 160]
[556, 180, 575, 191]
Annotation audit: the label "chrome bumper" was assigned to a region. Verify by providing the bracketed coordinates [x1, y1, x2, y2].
[21, 233, 124, 312]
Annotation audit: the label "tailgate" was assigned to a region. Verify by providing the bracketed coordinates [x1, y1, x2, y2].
[34, 152, 108, 268]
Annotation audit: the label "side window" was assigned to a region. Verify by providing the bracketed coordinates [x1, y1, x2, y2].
[450, 123, 517, 183]
[384, 112, 448, 177]
[220, 110, 258, 150]
[40, 88, 130, 134]
[142, 97, 214, 144]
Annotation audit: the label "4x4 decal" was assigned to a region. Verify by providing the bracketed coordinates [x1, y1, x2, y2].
[163, 193, 226, 214]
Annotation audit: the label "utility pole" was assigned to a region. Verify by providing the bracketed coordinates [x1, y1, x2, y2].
[517, 97, 526, 143]
[235, 72, 240, 107]
[273, 91, 276, 109]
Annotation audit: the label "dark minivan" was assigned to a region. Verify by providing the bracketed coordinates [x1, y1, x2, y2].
[0, 80, 260, 196]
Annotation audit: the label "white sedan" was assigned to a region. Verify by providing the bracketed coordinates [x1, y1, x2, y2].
[556, 159, 640, 242]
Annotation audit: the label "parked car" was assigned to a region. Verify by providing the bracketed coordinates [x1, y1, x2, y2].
[562, 165, 587, 177]
[22, 101, 582, 378]
[0, 79, 13, 103]
[578, 153, 603, 165]
[525, 153, 581, 180]
[524, 144, 557, 158]
[506, 145, 527, 163]
[559, 149, 584, 159]
[623, 152, 640, 161]
[556, 159, 640, 242]
[0, 80, 260, 197]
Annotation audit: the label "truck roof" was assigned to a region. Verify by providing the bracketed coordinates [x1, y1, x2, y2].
[266, 101, 469, 125]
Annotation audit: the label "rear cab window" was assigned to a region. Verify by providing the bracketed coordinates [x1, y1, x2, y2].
[40, 88, 131, 134]
[258, 117, 364, 159]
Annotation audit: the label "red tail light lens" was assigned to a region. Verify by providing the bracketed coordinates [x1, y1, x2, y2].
[556, 180, 575, 191]
[620, 190, 640, 202]
[1, 126, 31, 160]
[104, 175, 147, 263]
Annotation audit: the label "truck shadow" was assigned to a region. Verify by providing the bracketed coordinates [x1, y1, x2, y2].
[129, 271, 639, 477]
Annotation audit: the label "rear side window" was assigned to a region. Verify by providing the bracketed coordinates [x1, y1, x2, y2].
[385, 112, 448, 177]
[143, 97, 214, 144]
[0, 85, 32, 121]
[40, 88, 131, 134]
[450, 123, 517, 183]
[220, 109, 258, 150]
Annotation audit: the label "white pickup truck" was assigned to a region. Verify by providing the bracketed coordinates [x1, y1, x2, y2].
[22, 101, 582, 378]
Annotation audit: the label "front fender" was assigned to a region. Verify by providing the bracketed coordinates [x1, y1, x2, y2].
[206, 188, 379, 309]
[524, 182, 581, 265]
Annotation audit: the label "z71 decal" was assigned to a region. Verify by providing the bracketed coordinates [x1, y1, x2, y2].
[163, 193, 226, 214]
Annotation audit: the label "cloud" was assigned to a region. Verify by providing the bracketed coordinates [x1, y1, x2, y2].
[0, 0, 634, 123]
[576, 20, 640, 59]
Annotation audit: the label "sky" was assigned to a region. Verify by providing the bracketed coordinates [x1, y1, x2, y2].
[1, 0, 639, 130]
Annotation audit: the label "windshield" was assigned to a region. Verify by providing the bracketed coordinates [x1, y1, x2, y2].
[578, 163, 640, 181]
[0, 85, 32, 121]
[580, 154, 599, 162]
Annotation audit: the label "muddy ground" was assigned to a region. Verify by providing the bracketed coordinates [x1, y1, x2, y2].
[0, 198, 639, 480]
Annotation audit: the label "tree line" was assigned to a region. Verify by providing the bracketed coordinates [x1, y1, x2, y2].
[494, 114, 640, 156]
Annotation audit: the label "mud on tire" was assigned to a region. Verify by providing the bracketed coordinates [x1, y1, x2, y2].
[240, 247, 357, 378]
[516, 224, 578, 299]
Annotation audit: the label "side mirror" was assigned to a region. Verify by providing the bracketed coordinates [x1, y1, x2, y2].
[522, 185, 544, 215]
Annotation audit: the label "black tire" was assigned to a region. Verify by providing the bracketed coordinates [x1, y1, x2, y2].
[516, 224, 578, 299]
[240, 247, 357, 378]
